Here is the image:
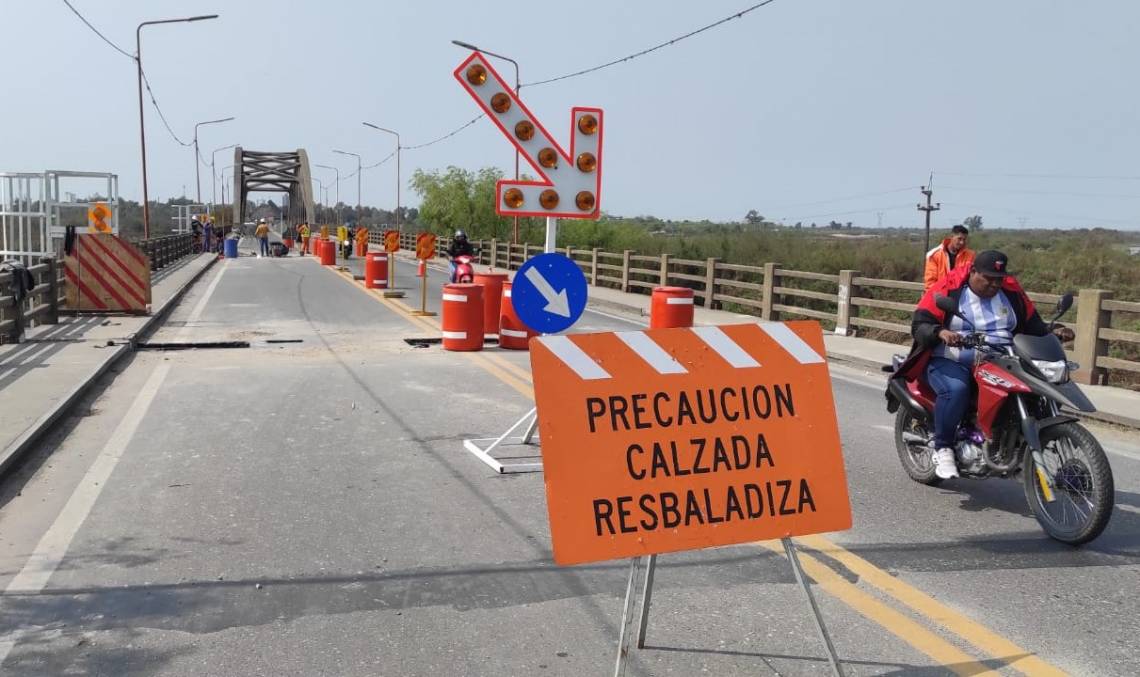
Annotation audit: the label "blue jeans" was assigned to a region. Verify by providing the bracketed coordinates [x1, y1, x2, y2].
[258, 237, 269, 256]
[448, 261, 457, 282]
[926, 357, 972, 449]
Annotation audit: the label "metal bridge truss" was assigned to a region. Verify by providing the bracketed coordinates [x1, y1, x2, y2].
[232, 149, 315, 231]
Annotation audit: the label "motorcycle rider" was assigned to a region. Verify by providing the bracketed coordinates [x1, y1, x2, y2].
[444, 229, 475, 282]
[906, 250, 1073, 479]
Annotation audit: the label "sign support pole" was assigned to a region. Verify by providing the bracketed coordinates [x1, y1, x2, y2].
[613, 556, 644, 677]
[544, 216, 558, 254]
[782, 537, 845, 677]
[614, 545, 844, 676]
[411, 260, 435, 317]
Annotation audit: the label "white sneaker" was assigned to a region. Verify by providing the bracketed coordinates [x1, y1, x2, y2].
[932, 447, 959, 479]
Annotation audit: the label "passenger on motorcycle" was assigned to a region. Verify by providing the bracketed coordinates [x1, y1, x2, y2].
[908, 250, 1073, 479]
[445, 229, 475, 282]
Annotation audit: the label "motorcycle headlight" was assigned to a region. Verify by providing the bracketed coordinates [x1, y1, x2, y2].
[1032, 359, 1068, 384]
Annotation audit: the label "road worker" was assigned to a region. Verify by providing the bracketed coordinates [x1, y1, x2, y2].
[255, 218, 270, 258]
[298, 223, 311, 256]
[924, 225, 975, 290]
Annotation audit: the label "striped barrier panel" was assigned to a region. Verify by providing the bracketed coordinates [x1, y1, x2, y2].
[64, 234, 152, 313]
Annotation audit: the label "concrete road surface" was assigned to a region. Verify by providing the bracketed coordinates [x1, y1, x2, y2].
[1, 254, 1138, 676]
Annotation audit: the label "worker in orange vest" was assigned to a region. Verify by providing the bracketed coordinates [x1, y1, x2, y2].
[298, 223, 311, 255]
[924, 225, 975, 290]
[355, 225, 369, 257]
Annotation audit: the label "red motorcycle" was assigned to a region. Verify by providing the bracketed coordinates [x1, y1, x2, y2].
[449, 253, 478, 284]
[884, 293, 1114, 545]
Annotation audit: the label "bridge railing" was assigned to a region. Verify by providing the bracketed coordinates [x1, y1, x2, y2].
[0, 257, 65, 344]
[379, 233, 1139, 385]
[132, 234, 194, 271]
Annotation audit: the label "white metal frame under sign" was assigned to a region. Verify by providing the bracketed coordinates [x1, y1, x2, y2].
[172, 204, 208, 234]
[462, 406, 542, 474]
[1, 170, 119, 265]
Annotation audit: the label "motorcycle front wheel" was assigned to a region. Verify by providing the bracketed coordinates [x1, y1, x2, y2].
[1024, 422, 1114, 545]
[894, 407, 941, 486]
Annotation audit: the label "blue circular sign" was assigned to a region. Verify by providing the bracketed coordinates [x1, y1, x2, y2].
[513, 253, 588, 334]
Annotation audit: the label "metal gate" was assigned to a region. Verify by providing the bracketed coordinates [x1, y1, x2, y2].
[1, 170, 120, 265]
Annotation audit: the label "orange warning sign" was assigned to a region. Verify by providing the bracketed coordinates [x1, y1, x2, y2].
[530, 321, 851, 566]
[384, 229, 400, 253]
[416, 232, 436, 260]
[87, 202, 112, 233]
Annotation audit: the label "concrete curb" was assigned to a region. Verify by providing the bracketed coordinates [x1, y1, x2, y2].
[0, 255, 217, 477]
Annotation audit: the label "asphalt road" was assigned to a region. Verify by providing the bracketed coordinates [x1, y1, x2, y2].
[1, 252, 1138, 676]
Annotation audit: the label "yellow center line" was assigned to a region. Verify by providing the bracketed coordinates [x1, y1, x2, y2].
[794, 534, 1068, 676]
[757, 541, 1002, 676]
[324, 261, 1054, 675]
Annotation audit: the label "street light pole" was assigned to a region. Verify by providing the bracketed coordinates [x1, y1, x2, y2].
[315, 163, 340, 225]
[136, 14, 219, 239]
[194, 117, 234, 203]
[211, 143, 237, 216]
[334, 150, 362, 225]
[452, 39, 520, 244]
[362, 122, 401, 233]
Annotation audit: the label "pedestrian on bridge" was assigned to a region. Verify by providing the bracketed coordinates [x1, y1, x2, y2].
[255, 218, 270, 258]
[924, 225, 974, 290]
[298, 223, 311, 256]
[202, 216, 214, 254]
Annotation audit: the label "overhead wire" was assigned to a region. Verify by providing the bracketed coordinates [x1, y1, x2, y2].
[60, 0, 192, 148]
[762, 186, 917, 210]
[523, 0, 779, 88]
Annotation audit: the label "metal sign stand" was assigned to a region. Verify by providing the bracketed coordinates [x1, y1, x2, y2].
[410, 260, 435, 317]
[461, 217, 559, 474]
[614, 539, 844, 677]
[462, 407, 541, 474]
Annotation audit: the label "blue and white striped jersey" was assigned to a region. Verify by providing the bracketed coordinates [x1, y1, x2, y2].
[932, 287, 1017, 366]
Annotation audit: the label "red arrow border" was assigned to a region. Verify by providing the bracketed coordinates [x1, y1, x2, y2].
[453, 52, 603, 219]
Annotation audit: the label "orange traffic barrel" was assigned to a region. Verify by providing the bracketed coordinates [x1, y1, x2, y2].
[499, 281, 537, 350]
[473, 272, 509, 336]
[319, 238, 336, 266]
[365, 252, 389, 289]
[441, 284, 484, 351]
[650, 286, 695, 328]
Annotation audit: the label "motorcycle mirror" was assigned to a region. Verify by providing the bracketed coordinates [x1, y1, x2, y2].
[1054, 292, 1074, 318]
[934, 294, 957, 315]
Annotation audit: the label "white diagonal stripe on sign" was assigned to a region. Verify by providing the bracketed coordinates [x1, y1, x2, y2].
[690, 326, 761, 368]
[539, 336, 612, 380]
[758, 322, 825, 364]
[615, 331, 688, 374]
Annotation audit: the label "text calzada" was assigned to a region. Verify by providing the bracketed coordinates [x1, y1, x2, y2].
[530, 322, 851, 565]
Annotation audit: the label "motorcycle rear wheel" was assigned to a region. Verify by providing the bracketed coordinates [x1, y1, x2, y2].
[1023, 422, 1114, 545]
[894, 407, 941, 486]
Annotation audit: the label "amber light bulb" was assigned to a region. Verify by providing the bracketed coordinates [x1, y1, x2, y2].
[576, 152, 597, 173]
[575, 191, 596, 211]
[538, 148, 558, 168]
[504, 188, 525, 208]
[577, 114, 598, 135]
[539, 190, 559, 209]
[514, 120, 535, 141]
[466, 64, 487, 85]
[491, 93, 511, 113]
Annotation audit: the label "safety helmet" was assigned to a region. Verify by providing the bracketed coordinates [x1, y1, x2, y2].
[455, 229, 467, 240]
[259, 218, 266, 223]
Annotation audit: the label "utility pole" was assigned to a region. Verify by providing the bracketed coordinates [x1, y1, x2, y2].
[917, 185, 940, 253]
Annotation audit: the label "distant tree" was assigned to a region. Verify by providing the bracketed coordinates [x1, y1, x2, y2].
[845, 221, 853, 229]
[795, 221, 802, 228]
[963, 214, 983, 231]
[811, 222, 817, 229]
[744, 209, 764, 226]
[828, 220, 842, 230]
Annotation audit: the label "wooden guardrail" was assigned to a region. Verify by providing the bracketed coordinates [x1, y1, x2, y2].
[377, 231, 1139, 386]
[0, 257, 66, 345]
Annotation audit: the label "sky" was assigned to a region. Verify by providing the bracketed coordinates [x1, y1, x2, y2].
[4, 0, 1140, 230]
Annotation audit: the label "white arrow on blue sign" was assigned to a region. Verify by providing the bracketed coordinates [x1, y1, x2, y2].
[512, 253, 588, 334]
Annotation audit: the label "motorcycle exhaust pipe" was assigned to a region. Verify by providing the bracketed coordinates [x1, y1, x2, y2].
[901, 431, 928, 444]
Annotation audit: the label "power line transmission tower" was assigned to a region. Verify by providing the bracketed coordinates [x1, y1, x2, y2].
[917, 185, 941, 252]
[876, 211, 883, 228]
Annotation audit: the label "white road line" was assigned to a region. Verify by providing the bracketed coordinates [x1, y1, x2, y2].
[0, 259, 227, 666]
[615, 331, 688, 374]
[538, 336, 611, 380]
